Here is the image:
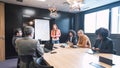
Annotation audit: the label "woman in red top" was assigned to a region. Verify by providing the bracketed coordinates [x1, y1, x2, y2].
[51, 24, 61, 44]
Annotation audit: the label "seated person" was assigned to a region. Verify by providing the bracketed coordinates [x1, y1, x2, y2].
[12, 28, 23, 49]
[66, 30, 77, 47]
[77, 30, 91, 48]
[12, 28, 23, 68]
[92, 28, 114, 54]
[15, 26, 44, 68]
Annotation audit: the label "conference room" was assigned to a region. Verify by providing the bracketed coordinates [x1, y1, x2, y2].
[0, 0, 120, 68]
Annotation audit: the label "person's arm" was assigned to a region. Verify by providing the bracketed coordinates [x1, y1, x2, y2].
[73, 37, 77, 45]
[66, 36, 70, 43]
[56, 29, 61, 37]
[87, 38, 91, 48]
[81, 36, 88, 47]
[99, 40, 113, 53]
[51, 30, 55, 38]
[36, 41, 44, 56]
[77, 38, 80, 46]
[91, 39, 101, 52]
[15, 38, 20, 53]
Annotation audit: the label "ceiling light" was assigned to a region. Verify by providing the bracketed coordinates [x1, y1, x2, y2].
[23, 9, 35, 16]
[48, 3, 59, 18]
[66, 0, 84, 11]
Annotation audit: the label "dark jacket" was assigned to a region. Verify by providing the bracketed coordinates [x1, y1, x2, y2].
[93, 37, 113, 53]
[66, 36, 77, 45]
[12, 36, 22, 47]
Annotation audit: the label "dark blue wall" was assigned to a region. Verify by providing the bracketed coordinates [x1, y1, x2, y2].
[5, 3, 75, 58]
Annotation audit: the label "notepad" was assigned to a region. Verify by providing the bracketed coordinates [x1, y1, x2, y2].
[89, 62, 105, 68]
[86, 49, 95, 54]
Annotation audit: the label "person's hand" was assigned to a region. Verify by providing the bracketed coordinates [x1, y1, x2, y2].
[95, 48, 100, 51]
[85, 45, 89, 48]
[53, 36, 57, 39]
[92, 47, 95, 50]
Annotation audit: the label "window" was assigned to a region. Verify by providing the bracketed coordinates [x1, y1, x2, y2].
[111, 6, 120, 34]
[84, 12, 96, 33]
[84, 9, 109, 33]
[96, 10, 109, 29]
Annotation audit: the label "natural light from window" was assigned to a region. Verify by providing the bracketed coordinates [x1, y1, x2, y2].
[84, 9, 109, 33]
[111, 6, 120, 34]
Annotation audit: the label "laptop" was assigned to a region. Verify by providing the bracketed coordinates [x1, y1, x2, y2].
[44, 42, 53, 53]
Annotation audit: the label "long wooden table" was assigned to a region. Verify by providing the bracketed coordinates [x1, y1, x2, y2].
[43, 44, 120, 68]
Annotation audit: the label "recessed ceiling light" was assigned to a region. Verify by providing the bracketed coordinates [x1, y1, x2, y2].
[37, 0, 46, 2]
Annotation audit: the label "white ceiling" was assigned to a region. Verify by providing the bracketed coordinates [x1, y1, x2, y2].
[0, 0, 120, 13]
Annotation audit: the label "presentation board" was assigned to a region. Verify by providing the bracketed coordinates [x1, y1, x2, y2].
[34, 19, 50, 41]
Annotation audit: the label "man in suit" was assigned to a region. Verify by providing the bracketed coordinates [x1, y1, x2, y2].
[92, 28, 114, 53]
[15, 26, 44, 68]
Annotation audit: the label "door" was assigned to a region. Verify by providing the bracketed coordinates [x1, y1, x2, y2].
[0, 2, 5, 61]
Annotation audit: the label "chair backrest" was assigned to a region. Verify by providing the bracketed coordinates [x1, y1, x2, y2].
[19, 55, 34, 68]
[35, 64, 54, 68]
[35, 57, 54, 68]
[20, 55, 33, 63]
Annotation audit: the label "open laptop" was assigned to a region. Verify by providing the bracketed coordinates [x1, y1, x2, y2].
[44, 42, 54, 53]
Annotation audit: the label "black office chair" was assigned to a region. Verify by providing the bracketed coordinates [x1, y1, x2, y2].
[35, 64, 54, 68]
[19, 55, 35, 68]
[35, 57, 54, 68]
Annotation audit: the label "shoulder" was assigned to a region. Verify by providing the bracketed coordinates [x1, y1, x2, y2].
[51, 29, 53, 31]
[12, 36, 18, 40]
[15, 38, 23, 43]
[83, 35, 89, 39]
[28, 38, 38, 43]
[57, 29, 61, 31]
[107, 37, 113, 42]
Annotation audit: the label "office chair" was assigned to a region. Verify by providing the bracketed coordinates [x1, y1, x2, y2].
[35, 57, 54, 68]
[35, 64, 54, 68]
[19, 55, 35, 68]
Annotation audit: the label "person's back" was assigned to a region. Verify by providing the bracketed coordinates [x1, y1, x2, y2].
[16, 26, 44, 68]
[16, 37, 37, 56]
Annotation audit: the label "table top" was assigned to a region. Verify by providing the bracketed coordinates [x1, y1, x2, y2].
[43, 44, 120, 68]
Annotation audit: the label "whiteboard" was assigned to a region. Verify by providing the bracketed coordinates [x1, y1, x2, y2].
[35, 19, 50, 41]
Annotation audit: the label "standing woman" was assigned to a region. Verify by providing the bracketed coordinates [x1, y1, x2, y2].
[51, 23, 61, 44]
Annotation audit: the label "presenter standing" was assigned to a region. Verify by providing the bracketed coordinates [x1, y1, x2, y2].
[51, 23, 61, 44]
